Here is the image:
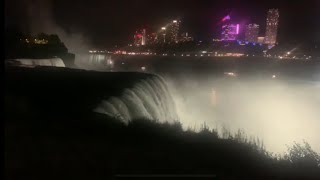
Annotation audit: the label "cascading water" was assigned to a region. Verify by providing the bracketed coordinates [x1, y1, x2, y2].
[94, 75, 179, 124]
[7, 58, 66, 68]
[93, 71, 320, 153]
[75, 54, 114, 70]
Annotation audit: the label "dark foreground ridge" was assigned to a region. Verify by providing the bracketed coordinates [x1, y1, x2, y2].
[5, 67, 320, 180]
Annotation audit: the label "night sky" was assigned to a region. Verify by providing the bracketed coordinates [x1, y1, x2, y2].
[5, 0, 320, 49]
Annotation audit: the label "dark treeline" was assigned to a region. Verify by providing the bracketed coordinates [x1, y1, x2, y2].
[5, 28, 75, 67]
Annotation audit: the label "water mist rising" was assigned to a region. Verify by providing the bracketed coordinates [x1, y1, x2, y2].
[94, 75, 179, 124]
[8, 58, 66, 68]
[24, 0, 90, 54]
[93, 72, 320, 153]
[166, 76, 320, 154]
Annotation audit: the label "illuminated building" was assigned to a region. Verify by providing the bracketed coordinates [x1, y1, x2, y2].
[220, 15, 239, 41]
[257, 36, 265, 44]
[221, 24, 239, 41]
[133, 29, 146, 46]
[179, 32, 194, 42]
[245, 24, 259, 43]
[167, 19, 181, 43]
[34, 38, 49, 44]
[158, 27, 167, 44]
[147, 33, 158, 44]
[141, 29, 146, 45]
[264, 9, 279, 45]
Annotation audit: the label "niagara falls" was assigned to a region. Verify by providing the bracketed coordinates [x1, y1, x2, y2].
[5, 1, 320, 179]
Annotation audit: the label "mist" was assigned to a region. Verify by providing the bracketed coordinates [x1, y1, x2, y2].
[165, 75, 320, 154]
[23, 0, 90, 54]
[73, 55, 320, 154]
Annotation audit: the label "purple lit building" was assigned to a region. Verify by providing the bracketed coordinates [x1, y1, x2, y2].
[221, 23, 240, 41]
[220, 15, 239, 41]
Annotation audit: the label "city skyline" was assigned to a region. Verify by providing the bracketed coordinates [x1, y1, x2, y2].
[5, 0, 320, 48]
[131, 9, 275, 46]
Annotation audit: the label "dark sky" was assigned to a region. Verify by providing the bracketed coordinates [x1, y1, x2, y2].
[5, 0, 320, 49]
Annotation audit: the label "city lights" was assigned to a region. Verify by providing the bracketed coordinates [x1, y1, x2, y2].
[245, 24, 260, 43]
[236, 24, 240, 34]
[134, 29, 146, 46]
[265, 9, 280, 45]
[221, 24, 240, 41]
[222, 15, 231, 22]
[96, 9, 315, 61]
[224, 72, 237, 77]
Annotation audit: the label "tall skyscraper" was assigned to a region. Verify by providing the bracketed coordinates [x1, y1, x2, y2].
[168, 20, 181, 43]
[245, 24, 259, 43]
[220, 15, 239, 41]
[221, 24, 240, 41]
[264, 9, 279, 45]
[133, 29, 146, 46]
[141, 29, 146, 45]
[158, 27, 167, 44]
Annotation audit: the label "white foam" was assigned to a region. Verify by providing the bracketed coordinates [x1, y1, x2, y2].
[8, 58, 65, 68]
[94, 76, 179, 125]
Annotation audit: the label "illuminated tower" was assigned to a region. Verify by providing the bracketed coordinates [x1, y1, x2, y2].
[141, 29, 146, 45]
[245, 24, 259, 43]
[168, 20, 181, 43]
[158, 27, 167, 44]
[221, 24, 239, 41]
[147, 33, 157, 45]
[264, 9, 279, 45]
[220, 15, 239, 41]
[133, 29, 146, 46]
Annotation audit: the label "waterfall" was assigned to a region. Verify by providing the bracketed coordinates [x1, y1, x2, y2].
[94, 75, 179, 124]
[74, 54, 114, 70]
[7, 58, 65, 68]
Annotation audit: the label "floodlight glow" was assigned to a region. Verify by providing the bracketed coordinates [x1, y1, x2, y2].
[236, 24, 240, 34]
[222, 15, 231, 22]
